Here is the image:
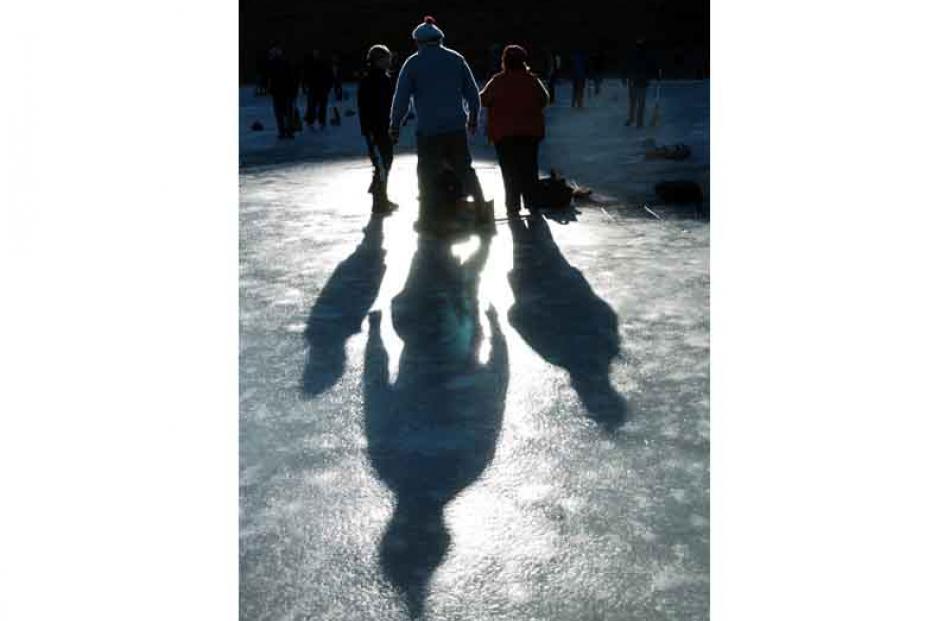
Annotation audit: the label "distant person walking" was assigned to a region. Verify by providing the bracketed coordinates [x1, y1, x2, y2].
[390, 16, 488, 231]
[624, 39, 658, 127]
[570, 50, 587, 109]
[330, 53, 344, 101]
[358, 44, 399, 214]
[302, 49, 334, 129]
[590, 49, 606, 96]
[480, 45, 550, 215]
[265, 46, 299, 139]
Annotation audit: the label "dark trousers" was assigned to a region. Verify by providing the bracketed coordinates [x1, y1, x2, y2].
[495, 137, 540, 211]
[416, 130, 485, 221]
[305, 88, 330, 127]
[272, 94, 294, 136]
[547, 75, 557, 103]
[571, 78, 586, 108]
[366, 131, 394, 196]
[628, 82, 648, 127]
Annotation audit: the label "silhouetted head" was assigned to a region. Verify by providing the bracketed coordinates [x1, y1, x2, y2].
[413, 16, 444, 48]
[311, 48, 322, 59]
[379, 498, 450, 619]
[572, 371, 628, 430]
[301, 338, 346, 396]
[366, 44, 392, 71]
[502, 44, 528, 72]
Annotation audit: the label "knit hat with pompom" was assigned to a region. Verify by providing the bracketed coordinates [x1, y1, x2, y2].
[412, 16, 444, 43]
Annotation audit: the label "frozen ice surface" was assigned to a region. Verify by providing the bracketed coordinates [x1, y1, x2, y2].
[240, 80, 709, 620]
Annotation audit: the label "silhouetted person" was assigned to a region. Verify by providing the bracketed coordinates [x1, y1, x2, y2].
[358, 44, 398, 213]
[254, 49, 269, 96]
[590, 49, 606, 96]
[301, 214, 387, 396]
[364, 233, 507, 618]
[330, 52, 344, 101]
[266, 46, 299, 139]
[549, 51, 562, 103]
[507, 217, 627, 428]
[389, 16, 488, 232]
[624, 39, 658, 128]
[480, 44, 550, 215]
[302, 49, 334, 129]
[570, 50, 587, 109]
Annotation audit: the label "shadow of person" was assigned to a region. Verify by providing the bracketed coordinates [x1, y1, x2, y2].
[363, 233, 508, 618]
[301, 214, 387, 396]
[507, 216, 628, 429]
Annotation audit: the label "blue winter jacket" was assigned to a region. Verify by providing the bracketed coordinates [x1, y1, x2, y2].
[390, 44, 481, 137]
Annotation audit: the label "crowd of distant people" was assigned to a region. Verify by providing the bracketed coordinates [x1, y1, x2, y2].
[255, 16, 666, 230]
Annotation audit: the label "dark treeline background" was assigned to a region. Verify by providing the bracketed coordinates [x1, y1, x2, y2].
[240, 0, 709, 83]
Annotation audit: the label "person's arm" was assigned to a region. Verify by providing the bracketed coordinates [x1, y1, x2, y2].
[363, 311, 393, 409]
[357, 78, 371, 136]
[389, 61, 412, 132]
[535, 76, 550, 108]
[484, 305, 509, 393]
[479, 75, 496, 107]
[460, 58, 480, 127]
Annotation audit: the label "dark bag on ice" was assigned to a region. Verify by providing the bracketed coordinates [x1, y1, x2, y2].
[533, 170, 574, 210]
[654, 180, 704, 204]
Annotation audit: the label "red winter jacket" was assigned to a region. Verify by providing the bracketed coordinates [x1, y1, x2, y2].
[479, 69, 550, 144]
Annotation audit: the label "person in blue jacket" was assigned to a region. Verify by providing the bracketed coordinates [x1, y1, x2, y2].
[389, 16, 488, 231]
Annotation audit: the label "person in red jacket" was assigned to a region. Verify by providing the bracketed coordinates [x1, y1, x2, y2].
[479, 45, 550, 215]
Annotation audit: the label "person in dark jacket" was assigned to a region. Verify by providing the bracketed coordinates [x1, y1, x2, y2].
[550, 51, 562, 103]
[330, 52, 344, 101]
[590, 49, 606, 96]
[480, 45, 550, 215]
[266, 46, 299, 139]
[624, 39, 659, 127]
[302, 49, 334, 129]
[358, 44, 399, 213]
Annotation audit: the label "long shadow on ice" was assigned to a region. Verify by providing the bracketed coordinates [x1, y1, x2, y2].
[507, 217, 628, 429]
[363, 234, 508, 618]
[301, 214, 386, 396]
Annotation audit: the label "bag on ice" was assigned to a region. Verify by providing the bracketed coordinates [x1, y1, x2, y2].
[533, 170, 574, 210]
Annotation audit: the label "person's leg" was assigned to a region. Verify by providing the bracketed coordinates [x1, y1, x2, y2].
[635, 84, 647, 128]
[377, 132, 396, 206]
[416, 134, 441, 222]
[578, 79, 586, 108]
[495, 140, 518, 212]
[273, 95, 287, 137]
[445, 131, 485, 204]
[627, 80, 636, 123]
[305, 89, 317, 127]
[317, 90, 329, 128]
[520, 137, 541, 210]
